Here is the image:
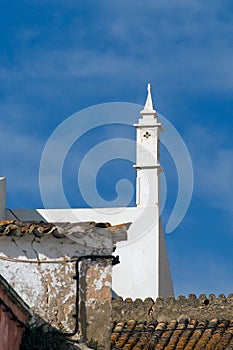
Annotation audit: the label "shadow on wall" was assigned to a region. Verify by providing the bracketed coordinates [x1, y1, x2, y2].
[6, 209, 49, 222]
[21, 313, 81, 350]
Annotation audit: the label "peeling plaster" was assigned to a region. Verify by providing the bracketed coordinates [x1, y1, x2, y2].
[0, 229, 114, 347]
[80, 260, 112, 348]
[93, 265, 112, 291]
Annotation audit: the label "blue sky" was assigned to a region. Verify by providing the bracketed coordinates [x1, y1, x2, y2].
[0, 0, 232, 297]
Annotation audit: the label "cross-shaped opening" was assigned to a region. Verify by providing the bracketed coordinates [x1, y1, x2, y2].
[143, 131, 151, 139]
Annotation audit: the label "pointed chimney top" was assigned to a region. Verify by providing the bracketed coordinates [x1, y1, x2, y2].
[145, 83, 153, 110]
[140, 83, 157, 118]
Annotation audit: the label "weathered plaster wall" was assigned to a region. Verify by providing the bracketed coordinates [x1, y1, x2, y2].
[6, 206, 173, 300]
[0, 223, 114, 337]
[1, 237, 76, 332]
[80, 260, 112, 349]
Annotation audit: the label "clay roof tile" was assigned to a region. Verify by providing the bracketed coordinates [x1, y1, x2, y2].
[111, 319, 233, 349]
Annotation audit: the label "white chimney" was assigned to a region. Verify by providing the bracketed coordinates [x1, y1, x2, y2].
[0, 177, 6, 220]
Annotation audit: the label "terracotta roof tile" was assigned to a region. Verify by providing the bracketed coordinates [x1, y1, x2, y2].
[111, 319, 233, 349]
[112, 290, 233, 349]
[0, 220, 129, 239]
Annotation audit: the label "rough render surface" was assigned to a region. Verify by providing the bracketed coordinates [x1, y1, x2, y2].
[112, 294, 233, 323]
[80, 260, 112, 349]
[0, 223, 116, 336]
[1, 238, 77, 332]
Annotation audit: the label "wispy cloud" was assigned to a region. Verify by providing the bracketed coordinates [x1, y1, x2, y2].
[1, 0, 232, 99]
[0, 0, 232, 215]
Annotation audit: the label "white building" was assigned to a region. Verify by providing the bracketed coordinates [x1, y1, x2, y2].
[0, 84, 174, 300]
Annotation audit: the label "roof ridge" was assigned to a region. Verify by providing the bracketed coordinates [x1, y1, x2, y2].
[114, 293, 233, 303]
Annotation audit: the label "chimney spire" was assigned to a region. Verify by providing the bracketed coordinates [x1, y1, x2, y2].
[140, 83, 157, 117]
[145, 83, 154, 110]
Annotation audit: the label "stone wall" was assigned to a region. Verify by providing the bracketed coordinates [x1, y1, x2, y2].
[112, 294, 233, 323]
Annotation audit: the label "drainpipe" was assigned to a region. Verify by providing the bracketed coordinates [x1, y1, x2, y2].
[62, 254, 120, 338]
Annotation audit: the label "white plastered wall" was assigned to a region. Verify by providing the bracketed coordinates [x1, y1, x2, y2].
[6, 206, 174, 300]
[3, 84, 174, 300]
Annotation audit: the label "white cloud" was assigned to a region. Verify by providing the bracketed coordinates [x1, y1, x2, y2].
[0, 0, 232, 211]
[1, 0, 232, 96]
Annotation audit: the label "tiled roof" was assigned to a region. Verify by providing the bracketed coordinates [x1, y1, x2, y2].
[0, 220, 129, 241]
[0, 220, 60, 238]
[111, 295, 233, 349]
[111, 318, 233, 349]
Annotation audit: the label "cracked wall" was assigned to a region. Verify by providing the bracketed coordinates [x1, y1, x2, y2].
[0, 228, 114, 345]
[80, 260, 112, 349]
[0, 236, 77, 333]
